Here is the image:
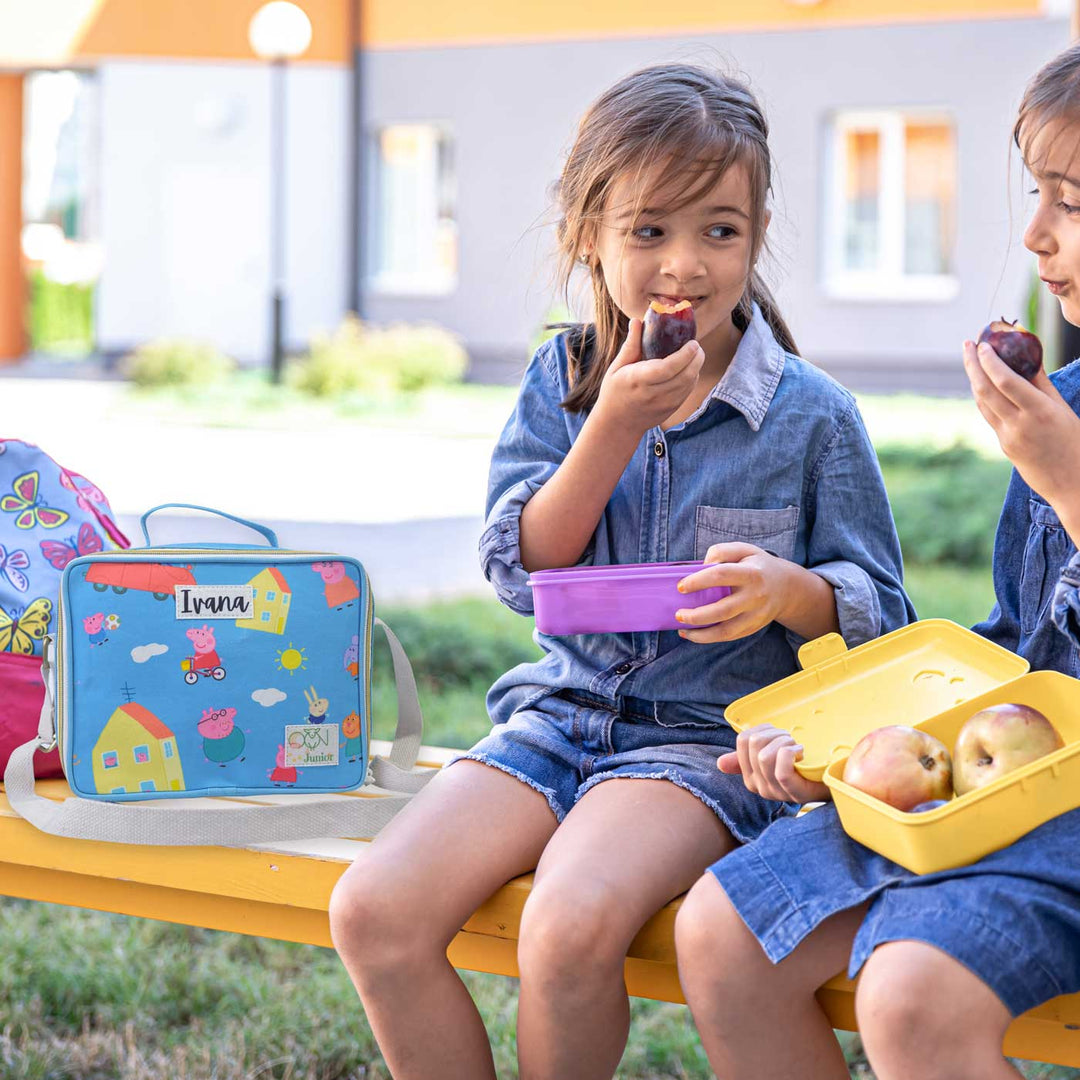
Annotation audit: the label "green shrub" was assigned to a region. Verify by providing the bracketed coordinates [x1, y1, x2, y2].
[878, 442, 1013, 568]
[123, 338, 235, 389]
[294, 315, 468, 398]
[27, 266, 94, 354]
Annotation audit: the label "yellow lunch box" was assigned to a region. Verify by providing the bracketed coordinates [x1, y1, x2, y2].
[725, 619, 1080, 874]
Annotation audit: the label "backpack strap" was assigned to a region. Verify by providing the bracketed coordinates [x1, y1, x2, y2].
[4, 619, 437, 846]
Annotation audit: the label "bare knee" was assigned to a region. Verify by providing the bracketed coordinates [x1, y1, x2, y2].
[328, 857, 437, 975]
[856, 942, 1011, 1079]
[517, 877, 629, 990]
[675, 874, 774, 1001]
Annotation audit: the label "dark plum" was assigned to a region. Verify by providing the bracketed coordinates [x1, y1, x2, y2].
[976, 318, 1043, 381]
[642, 299, 696, 360]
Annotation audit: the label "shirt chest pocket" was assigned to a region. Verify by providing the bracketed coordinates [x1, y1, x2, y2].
[694, 505, 800, 563]
[1020, 498, 1076, 636]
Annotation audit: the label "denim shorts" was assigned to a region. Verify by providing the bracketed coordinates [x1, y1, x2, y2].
[450, 689, 794, 842]
[710, 802, 1080, 1016]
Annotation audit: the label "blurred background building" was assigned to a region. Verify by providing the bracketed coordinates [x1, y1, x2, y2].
[0, 0, 1072, 390]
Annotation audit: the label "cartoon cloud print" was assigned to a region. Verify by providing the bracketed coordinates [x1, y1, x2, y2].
[252, 687, 287, 707]
[131, 643, 169, 664]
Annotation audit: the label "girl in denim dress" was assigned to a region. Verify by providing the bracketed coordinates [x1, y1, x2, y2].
[677, 43, 1080, 1080]
[328, 63, 912, 1080]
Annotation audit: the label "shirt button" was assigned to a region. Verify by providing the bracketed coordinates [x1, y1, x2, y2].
[615, 662, 632, 675]
[654, 442, 665, 458]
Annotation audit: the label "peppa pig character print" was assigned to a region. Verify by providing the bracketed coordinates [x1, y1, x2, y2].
[181, 624, 226, 684]
[343, 710, 363, 762]
[303, 685, 329, 724]
[312, 561, 359, 610]
[343, 634, 360, 679]
[268, 743, 298, 786]
[197, 706, 246, 765]
[83, 612, 109, 647]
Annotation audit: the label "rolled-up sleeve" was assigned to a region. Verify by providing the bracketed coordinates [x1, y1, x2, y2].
[799, 402, 916, 649]
[1053, 550, 1080, 648]
[479, 338, 575, 614]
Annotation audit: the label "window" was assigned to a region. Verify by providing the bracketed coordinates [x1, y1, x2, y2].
[282, 595, 290, 606]
[163, 741, 175, 759]
[261, 610, 271, 623]
[133, 744, 150, 764]
[139, 780, 156, 792]
[266, 590, 276, 601]
[367, 124, 457, 295]
[825, 111, 957, 300]
[102, 750, 119, 769]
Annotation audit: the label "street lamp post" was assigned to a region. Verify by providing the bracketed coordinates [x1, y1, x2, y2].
[248, 1, 312, 384]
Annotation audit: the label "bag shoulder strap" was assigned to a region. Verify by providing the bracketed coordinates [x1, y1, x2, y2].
[4, 618, 437, 846]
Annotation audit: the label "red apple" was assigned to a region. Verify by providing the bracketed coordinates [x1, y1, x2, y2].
[976, 318, 1043, 381]
[952, 703, 1063, 795]
[842, 725, 953, 811]
[642, 299, 696, 360]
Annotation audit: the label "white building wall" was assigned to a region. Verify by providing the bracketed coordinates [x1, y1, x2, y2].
[97, 60, 348, 363]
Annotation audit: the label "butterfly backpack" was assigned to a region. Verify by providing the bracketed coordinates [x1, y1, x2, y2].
[0, 438, 129, 777]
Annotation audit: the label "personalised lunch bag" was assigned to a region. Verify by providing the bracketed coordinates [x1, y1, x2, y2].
[4, 504, 436, 846]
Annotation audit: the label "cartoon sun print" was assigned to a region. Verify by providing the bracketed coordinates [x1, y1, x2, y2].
[275, 642, 308, 674]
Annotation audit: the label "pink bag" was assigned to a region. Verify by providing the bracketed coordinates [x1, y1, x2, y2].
[0, 438, 129, 777]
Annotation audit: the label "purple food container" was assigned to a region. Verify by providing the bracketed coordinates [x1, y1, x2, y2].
[527, 561, 731, 636]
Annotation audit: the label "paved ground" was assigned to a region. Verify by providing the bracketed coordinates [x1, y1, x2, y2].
[1, 376, 495, 604]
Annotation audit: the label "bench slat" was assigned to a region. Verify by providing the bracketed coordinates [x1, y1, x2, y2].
[4, 768, 1080, 1066]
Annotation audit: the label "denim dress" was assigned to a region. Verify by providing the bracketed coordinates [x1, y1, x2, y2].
[710, 358, 1080, 1016]
[452, 304, 915, 842]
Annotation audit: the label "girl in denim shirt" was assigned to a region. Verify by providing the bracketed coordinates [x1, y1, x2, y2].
[677, 43, 1080, 1080]
[329, 63, 912, 1080]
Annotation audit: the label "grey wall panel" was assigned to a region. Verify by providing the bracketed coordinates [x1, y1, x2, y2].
[361, 17, 1067, 372]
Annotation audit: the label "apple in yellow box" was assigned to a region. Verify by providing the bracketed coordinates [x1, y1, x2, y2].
[842, 726, 953, 811]
[953, 703, 1063, 795]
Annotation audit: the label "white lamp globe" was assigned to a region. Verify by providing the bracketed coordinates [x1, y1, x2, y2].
[248, 2, 313, 60]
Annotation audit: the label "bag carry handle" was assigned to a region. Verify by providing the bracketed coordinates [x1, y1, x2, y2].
[5, 618, 436, 846]
[140, 504, 279, 548]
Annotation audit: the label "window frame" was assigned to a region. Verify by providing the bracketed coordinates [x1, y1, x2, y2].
[365, 121, 458, 298]
[823, 108, 959, 302]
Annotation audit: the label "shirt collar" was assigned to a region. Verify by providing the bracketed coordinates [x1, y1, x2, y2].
[704, 302, 786, 432]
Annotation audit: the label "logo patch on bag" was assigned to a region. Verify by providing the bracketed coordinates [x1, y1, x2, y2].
[284, 724, 340, 767]
[175, 585, 254, 620]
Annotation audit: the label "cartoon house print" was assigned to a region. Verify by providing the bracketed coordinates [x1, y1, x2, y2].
[91, 703, 186, 795]
[235, 567, 291, 634]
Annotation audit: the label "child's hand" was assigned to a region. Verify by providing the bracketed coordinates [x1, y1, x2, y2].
[964, 340, 1080, 538]
[717, 723, 831, 804]
[674, 542, 792, 643]
[596, 317, 705, 433]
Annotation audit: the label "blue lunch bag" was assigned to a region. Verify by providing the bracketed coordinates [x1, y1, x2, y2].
[5, 504, 436, 845]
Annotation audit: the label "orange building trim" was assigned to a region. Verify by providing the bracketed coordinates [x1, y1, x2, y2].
[0, 75, 24, 363]
[59, 0, 1044, 61]
[73, 0, 353, 64]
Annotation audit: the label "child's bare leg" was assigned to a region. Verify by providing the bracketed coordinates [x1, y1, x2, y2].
[857, 941, 1020, 1080]
[515, 778, 734, 1080]
[676, 873, 866, 1080]
[328, 760, 559, 1080]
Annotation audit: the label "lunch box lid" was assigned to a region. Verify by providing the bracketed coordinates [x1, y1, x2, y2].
[527, 560, 708, 587]
[724, 619, 1031, 782]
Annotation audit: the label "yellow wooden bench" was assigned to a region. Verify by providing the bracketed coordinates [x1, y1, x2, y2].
[4, 739, 1080, 1069]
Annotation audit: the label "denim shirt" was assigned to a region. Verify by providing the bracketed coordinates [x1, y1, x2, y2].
[480, 304, 916, 726]
[974, 358, 1080, 672]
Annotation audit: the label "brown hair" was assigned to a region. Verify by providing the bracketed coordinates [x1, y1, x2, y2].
[551, 62, 797, 413]
[1014, 42, 1080, 163]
